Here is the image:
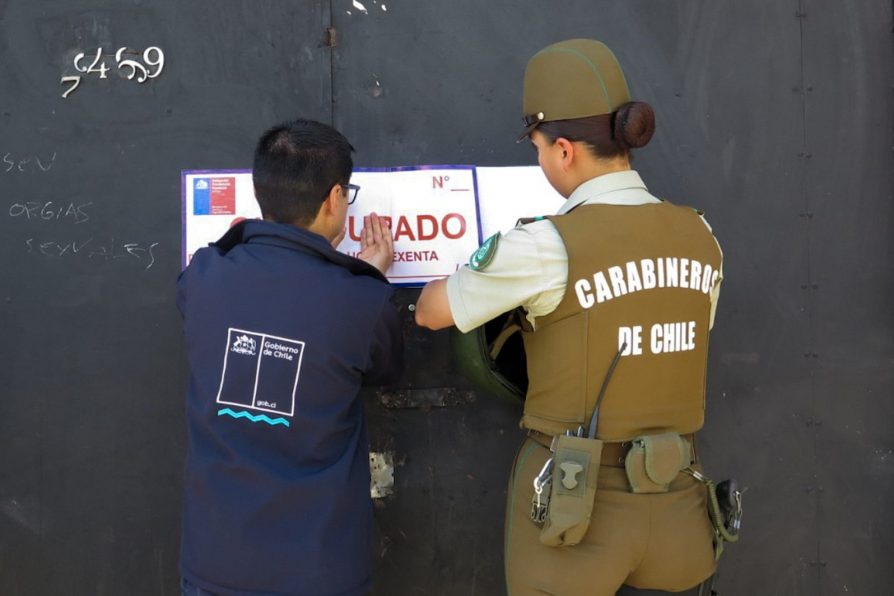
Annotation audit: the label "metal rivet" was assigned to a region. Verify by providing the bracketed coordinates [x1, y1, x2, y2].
[408, 304, 416, 312]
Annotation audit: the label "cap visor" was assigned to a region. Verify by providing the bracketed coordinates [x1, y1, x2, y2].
[516, 121, 540, 143]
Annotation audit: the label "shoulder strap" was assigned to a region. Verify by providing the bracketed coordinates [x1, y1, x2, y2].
[587, 343, 626, 439]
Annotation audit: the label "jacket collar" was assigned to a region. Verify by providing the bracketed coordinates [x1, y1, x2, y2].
[214, 220, 388, 283]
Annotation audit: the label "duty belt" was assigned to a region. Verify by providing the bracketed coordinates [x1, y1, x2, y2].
[526, 429, 698, 468]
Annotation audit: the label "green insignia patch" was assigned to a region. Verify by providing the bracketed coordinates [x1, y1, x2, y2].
[469, 232, 500, 271]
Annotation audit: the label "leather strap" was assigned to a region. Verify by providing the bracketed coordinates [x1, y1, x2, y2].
[526, 430, 698, 468]
[526, 430, 629, 467]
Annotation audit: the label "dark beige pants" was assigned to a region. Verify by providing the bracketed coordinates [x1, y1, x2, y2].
[504, 438, 716, 596]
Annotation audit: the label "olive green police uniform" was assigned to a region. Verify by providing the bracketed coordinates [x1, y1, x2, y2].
[445, 40, 725, 595]
[508, 203, 722, 595]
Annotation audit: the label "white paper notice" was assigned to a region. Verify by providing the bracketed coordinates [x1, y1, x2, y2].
[182, 165, 563, 286]
[474, 166, 564, 237]
[182, 170, 259, 265]
[182, 166, 483, 286]
[336, 166, 481, 285]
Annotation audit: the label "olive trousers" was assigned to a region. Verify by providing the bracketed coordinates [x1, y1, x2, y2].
[504, 438, 716, 596]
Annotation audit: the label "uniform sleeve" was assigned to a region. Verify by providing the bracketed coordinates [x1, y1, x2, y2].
[709, 262, 723, 329]
[445, 221, 568, 333]
[699, 214, 723, 330]
[362, 290, 405, 386]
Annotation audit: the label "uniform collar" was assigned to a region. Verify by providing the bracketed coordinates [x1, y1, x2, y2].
[557, 170, 656, 215]
[214, 220, 387, 282]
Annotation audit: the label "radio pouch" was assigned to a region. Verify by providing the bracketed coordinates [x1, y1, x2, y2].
[539, 434, 603, 547]
[624, 432, 691, 494]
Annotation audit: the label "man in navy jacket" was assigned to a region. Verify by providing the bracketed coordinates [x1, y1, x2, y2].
[177, 119, 403, 596]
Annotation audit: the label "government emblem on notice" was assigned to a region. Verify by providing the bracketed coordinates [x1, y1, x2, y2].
[469, 232, 500, 271]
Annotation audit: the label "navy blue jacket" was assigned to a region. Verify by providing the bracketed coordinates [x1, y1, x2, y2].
[177, 220, 403, 596]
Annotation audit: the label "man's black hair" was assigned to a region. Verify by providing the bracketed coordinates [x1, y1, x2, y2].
[252, 119, 354, 226]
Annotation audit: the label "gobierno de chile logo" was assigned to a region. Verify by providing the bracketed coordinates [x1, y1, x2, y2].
[231, 335, 257, 356]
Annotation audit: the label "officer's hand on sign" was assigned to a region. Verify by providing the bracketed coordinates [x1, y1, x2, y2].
[357, 212, 394, 274]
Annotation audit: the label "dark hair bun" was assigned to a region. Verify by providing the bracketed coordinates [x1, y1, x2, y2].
[613, 102, 655, 150]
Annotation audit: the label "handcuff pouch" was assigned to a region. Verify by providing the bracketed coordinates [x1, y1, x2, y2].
[624, 432, 691, 494]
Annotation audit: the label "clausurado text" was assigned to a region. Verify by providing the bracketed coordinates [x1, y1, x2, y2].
[344, 213, 468, 263]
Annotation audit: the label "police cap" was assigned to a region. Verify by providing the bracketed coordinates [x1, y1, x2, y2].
[519, 39, 630, 140]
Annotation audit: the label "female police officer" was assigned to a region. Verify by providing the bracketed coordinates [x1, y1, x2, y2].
[416, 39, 724, 595]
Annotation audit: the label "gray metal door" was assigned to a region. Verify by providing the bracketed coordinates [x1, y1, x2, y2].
[0, 1, 891, 594]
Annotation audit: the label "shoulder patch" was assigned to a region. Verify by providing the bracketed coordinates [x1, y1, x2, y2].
[469, 232, 500, 271]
